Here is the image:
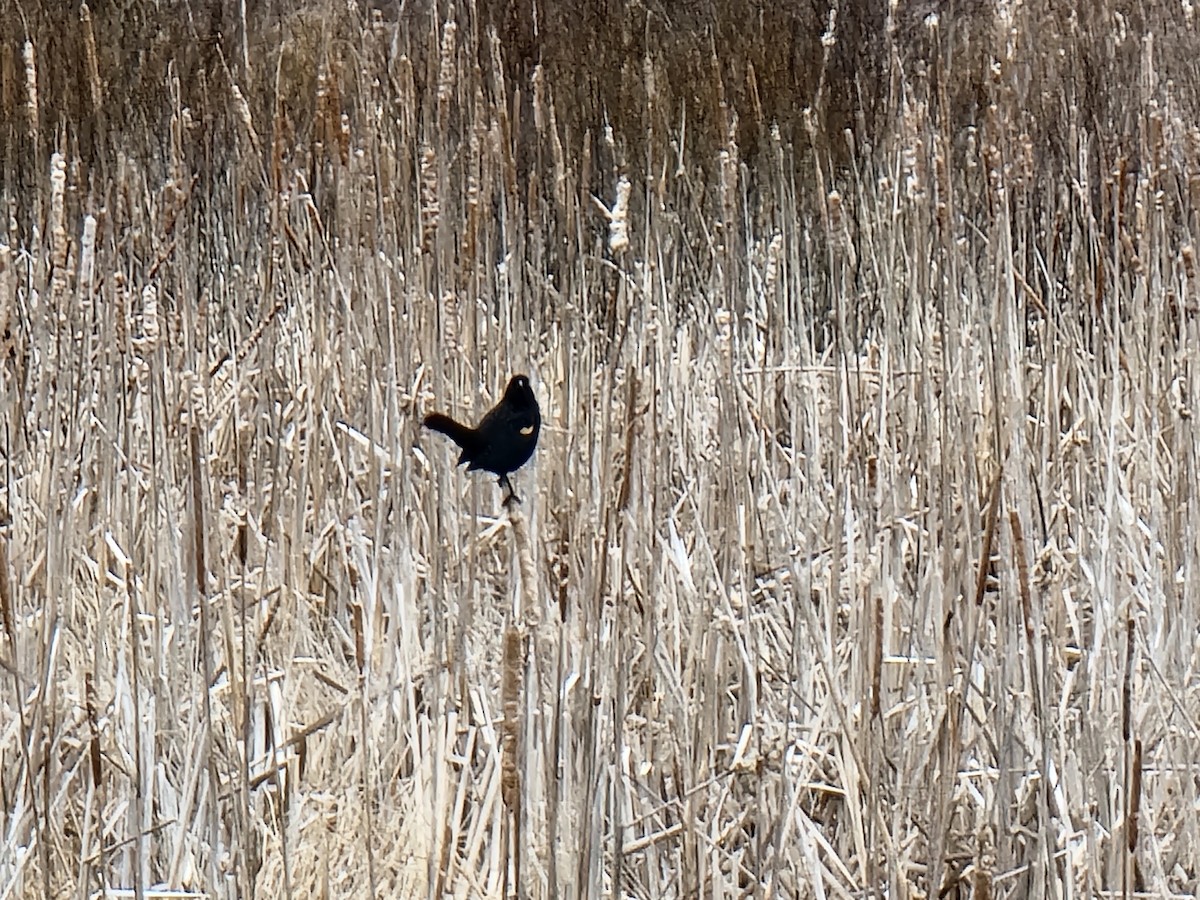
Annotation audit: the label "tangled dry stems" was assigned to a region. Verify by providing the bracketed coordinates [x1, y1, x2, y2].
[2, 0, 1200, 897]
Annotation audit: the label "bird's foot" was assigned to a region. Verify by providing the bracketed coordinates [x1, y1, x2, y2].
[499, 475, 521, 506]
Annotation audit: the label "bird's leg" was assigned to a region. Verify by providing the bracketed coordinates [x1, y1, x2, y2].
[499, 474, 521, 505]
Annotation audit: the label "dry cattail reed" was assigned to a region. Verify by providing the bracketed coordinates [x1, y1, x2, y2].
[78, 214, 97, 304]
[827, 190, 856, 269]
[47, 154, 70, 316]
[1123, 618, 1135, 742]
[419, 145, 438, 251]
[714, 307, 732, 367]
[508, 505, 538, 626]
[439, 290, 460, 354]
[437, 19, 457, 124]
[500, 624, 521, 813]
[601, 175, 631, 256]
[719, 134, 738, 242]
[230, 82, 259, 152]
[0, 243, 11, 350]
[85, 671, 102, 786]
[141, 284, 160, 352]
[934, 134, 950, 233]
[763, 233, 783, 297]
[870, 592, 882, 719]
[531, 64, 545, 134]
[465, 92, 483, 252]
[49, 153, 66, 271]
[615, 374, 638, 512]
[23, 41, 37, 145]
[972, 844, 994, 900]
[80, 4, 102, 112]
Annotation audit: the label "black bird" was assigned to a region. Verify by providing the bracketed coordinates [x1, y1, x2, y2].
[422, 374, 541, 503]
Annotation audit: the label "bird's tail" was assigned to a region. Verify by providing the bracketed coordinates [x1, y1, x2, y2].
[422, 413, 476, 450]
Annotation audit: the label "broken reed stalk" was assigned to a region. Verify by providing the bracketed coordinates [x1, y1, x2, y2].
[0, 531, 12, 644]
[973, 467, 1003, 607]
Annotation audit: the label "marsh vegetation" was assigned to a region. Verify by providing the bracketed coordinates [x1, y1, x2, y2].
[2, 0, 1199, 896]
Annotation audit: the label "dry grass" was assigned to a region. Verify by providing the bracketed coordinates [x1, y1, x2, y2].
[3, 0, 1200, 897]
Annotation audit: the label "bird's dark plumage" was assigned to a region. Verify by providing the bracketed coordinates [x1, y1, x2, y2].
[422, 375, 541, 503]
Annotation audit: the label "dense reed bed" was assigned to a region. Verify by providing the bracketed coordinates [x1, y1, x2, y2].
[2, 0, 1200, 896]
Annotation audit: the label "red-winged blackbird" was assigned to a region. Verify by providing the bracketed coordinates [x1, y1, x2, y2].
[422, 374, 541, 503]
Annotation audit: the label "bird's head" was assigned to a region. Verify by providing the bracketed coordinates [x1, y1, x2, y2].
[504, 374, 537, 409]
